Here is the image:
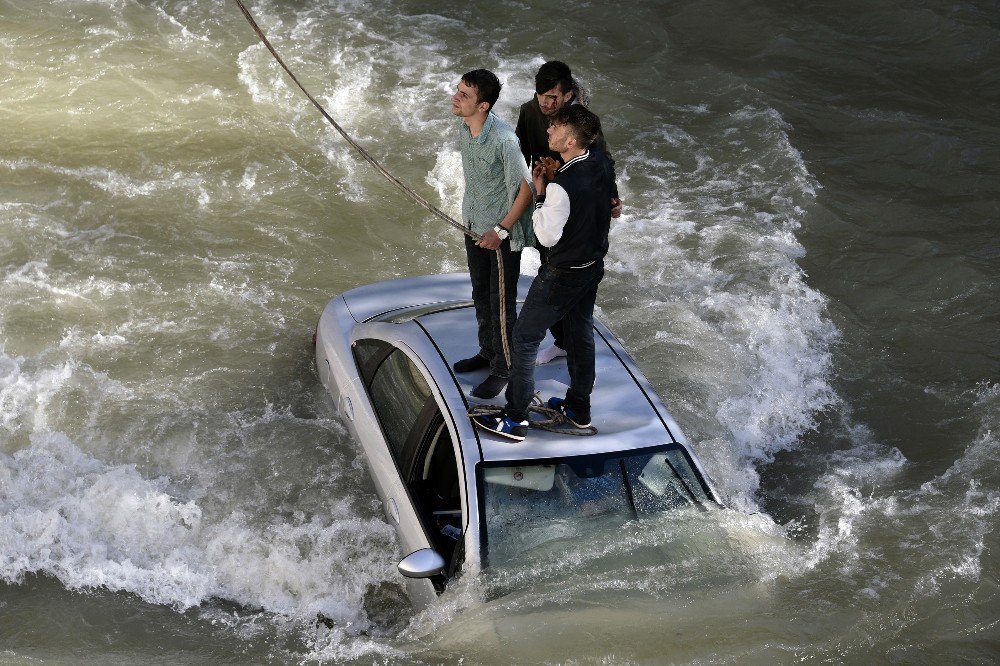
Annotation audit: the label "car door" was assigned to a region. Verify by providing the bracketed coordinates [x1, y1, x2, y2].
[353, 338, 464, 601]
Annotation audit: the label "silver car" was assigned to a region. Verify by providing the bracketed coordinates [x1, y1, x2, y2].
[314, 273, 721, 607]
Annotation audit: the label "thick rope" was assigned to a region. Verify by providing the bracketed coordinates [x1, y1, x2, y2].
[468, 396, 598, 436]
[232, 0, 511, 368]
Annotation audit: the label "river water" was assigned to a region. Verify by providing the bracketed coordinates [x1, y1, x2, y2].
[1, 0, 997, 663]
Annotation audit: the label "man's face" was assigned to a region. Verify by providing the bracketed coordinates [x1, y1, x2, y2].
[452, 80, 485, 118]
[546, 121, 575, 154]
[537, 85, 573, 116]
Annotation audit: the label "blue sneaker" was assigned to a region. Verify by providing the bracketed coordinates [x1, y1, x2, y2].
[546, 397, 592, 428]
[471, 414, 529, 441]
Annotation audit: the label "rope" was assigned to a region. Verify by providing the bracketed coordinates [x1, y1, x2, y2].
[468, 396, 598, 436]
[231, 0, 511, 368]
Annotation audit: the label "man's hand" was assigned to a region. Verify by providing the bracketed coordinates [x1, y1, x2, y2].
[539, 156, 559, 180]
[476, 228, 502, 250]
[531, 161, 548, 196]
[611, 197, 623, 219]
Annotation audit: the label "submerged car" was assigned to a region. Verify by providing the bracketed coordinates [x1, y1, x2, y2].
[314, 273, 721, 607]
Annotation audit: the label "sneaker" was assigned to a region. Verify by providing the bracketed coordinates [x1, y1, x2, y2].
[546, 396, 591, 428]
[535, 344, 567, 365]
[471, 414, 528, 442]
[453, 353, 490, 373]
[471, 374, 507, 399]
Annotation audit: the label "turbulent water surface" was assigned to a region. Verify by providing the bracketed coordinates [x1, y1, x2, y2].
[1, 0, 998, 663]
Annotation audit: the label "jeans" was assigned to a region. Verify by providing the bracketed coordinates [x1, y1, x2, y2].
[504, 261, 604, 421]
[465, 235, 521, 379]
[537, 245, 565, 349]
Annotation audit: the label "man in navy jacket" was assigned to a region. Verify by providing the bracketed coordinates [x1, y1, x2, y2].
[515, 61, 621, 365]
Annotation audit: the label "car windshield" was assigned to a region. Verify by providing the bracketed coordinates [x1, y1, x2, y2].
[480, 445, 712, 568]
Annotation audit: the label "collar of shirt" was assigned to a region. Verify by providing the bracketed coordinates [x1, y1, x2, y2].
[461, 111, 497, 144]
[558, 149, 590, 172]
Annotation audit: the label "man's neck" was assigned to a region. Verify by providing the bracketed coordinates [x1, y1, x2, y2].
[559, 146, 587, 163]
[464, 111, 489, 138]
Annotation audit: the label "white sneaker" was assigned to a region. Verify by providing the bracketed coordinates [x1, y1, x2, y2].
[536, 344, 567, 365]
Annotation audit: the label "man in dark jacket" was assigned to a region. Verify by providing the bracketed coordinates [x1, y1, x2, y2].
[516, 61, 581, 170]
[515, 61, 620, 365]
[473, 106, 615, 441]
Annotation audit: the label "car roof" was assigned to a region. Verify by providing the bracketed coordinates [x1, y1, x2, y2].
[415, 305, 682, 463]
[341, 273, 477, 323]
[340, 273, 684, 464]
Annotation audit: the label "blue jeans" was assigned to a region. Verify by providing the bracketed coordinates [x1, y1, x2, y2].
[504, 261, 604, 421]
[465, 235, 521, 379]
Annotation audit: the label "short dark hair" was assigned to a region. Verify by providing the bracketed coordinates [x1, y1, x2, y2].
[551, 105, 602, 148]
[461, 69, 502, 111]
[535, 60, 573, 95]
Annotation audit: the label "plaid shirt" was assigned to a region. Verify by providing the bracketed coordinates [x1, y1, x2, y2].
[458, 112, 534, 251]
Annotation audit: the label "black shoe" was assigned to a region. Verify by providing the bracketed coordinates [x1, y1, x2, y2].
[471, 374, 507, 399]
[453, 353, 490, 373]
[546, 396, 592, 428]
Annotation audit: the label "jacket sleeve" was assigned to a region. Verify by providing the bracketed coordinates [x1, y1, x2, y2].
[533, 183, 571, 247]
[591, 136, 619, 199]
[515, 105, 531, 167]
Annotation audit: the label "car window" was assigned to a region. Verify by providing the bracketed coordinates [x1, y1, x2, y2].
[480, 445, 712, 568]
[368, 348, 433, 474]
[409, 415, 465, 585]
[352, 338, 392, 384]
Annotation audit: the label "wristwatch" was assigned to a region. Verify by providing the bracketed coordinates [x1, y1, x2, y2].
[493, 225, 509, 240]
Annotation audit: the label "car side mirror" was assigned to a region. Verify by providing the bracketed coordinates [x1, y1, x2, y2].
[397, 548, 446, 579]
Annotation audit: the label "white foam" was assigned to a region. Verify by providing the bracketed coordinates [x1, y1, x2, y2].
[0, 430, 398, 620]
[426, 149, 463, 223]
[0, 158, 210, 206]
[602, 99, 844, 509]
[5, 259, 133, 302]
[154, 6, 209, 45]
[796, 385, 998, 591]
[0, 338, 398, 626]
[0, 352, 78, 437]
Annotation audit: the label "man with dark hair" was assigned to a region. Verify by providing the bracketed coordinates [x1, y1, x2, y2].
[472, 106, 615, 441]
[515, 61, 577, 169]
[451, 69, 535, 399]
[515, 61, 621, 365]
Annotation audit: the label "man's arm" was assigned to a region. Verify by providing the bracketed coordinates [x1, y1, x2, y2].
[476, 135, 536, 250]
[515, 105, 532, 167]
[591, 138, 623, 218]
[531, 165, 570, 248]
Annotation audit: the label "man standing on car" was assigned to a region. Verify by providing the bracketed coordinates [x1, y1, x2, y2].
[473, 106, 615, 441]
[451, 69, 534, 399]
[515, 61, 621, 365]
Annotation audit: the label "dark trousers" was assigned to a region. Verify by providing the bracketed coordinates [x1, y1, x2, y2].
[465, 235, 521, 379]
[537, 245, 565, 349]
[504, 261, 604, 421]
